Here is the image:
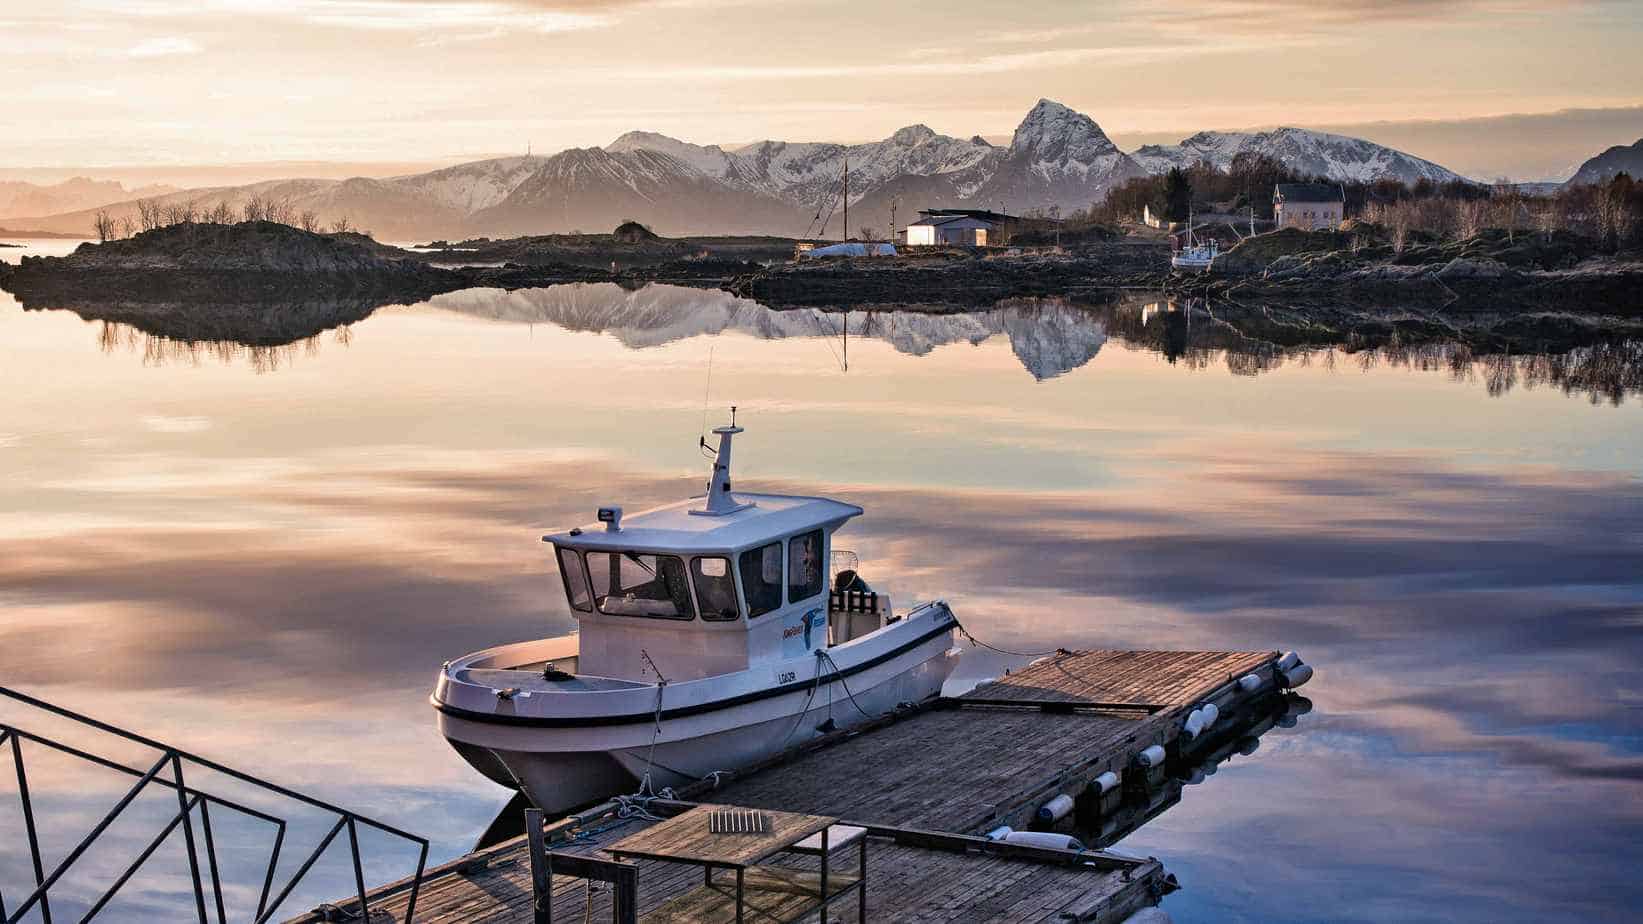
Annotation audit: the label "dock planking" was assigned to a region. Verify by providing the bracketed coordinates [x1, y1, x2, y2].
[291, 648, 1285, 923]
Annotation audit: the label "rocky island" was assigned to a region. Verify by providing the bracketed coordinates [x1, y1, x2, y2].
[0, 221, 459, 303]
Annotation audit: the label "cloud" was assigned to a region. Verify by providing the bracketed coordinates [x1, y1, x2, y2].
[90, 0, 622, 34]
[140, 414, 212, 433]
[125, 35, 202, 57]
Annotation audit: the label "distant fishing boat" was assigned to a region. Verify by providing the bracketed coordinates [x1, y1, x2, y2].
[1170, 204, 1218, 274]
[433, 414, 961, 813]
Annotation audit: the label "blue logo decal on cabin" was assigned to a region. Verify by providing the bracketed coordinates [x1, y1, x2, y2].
[782, 607, 826, 658]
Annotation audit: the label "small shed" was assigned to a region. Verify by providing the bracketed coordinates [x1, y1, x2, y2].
[1273, 184, 1345, 231]
[906, 214, 993, 247]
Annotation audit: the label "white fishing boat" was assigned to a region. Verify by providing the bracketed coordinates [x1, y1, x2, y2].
[433, 415, 962, 813]
[1170, 204, 1218, 274]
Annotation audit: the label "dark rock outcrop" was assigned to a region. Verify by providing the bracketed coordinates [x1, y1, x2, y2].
[0, 221, 461, 302]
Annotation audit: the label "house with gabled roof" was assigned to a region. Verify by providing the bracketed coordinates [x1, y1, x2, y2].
[1274, 183, 1345, 231]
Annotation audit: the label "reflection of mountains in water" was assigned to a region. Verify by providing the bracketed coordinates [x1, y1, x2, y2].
[1114, 299, 1643, 405]
[426, 283, 1110, 381]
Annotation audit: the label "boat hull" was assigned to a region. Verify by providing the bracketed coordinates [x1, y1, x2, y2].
[437, 623, 959, 814]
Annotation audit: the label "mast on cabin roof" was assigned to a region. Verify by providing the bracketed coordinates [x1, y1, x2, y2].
[693, 408, 754, 517]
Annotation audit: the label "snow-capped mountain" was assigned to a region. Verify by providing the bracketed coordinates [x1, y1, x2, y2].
[963, 99, 1148, 214]
[426, 284, 1106, 380]
[1132, 127, 1467, 185]
[469, 147, 802, 236]
[1566, 137, 1643, 186]
[601, 99, 1143, 228]
[15, 100, 1469, 239]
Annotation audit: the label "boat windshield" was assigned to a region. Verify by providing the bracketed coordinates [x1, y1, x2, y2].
[692, 556, 740, 621]
[586, 551, 695, 619]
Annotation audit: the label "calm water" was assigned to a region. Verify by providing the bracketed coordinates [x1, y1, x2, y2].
[2, 241, 1642, 922]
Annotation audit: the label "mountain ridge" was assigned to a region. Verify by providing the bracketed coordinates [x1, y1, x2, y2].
[12, 100, 1471, 239]
[1566, 138, 1643, 186]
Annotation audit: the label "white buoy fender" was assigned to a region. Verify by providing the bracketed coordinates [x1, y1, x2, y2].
[1280, 664, 1314, 688]
[1238, 673, 1262, 693]
[1137, 744, 1167, 768]
[1199, 702, 1219, 728]
[986, 825, 1013, 841]
[1003, 831, 1084, 851]
[1036, 793, 1076, 823]
[1182, 710, 1204, 739]
[1285, 695, 1314, 717]
[1180, 767, 1205, 785]
[1092, 771, 1120, 795]
[1277, 651, 1301, 672]
[1237, 737, 1260, 757]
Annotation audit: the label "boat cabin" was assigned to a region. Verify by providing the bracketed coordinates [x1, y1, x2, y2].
[544, 424, 891, 682]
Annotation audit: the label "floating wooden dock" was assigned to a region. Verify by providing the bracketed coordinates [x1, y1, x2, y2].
[293, 648, 1306, 923]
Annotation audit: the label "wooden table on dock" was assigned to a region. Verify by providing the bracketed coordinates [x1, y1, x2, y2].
[607, 804, 866, 924]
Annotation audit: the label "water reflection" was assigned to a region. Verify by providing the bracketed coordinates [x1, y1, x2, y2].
[12, 281, 1642, 401]
[2, 276, 1641, 922]
[1126, 299, 1643, 405]
[427, 284, 1112, 381]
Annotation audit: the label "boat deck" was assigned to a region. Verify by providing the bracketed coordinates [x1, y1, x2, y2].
[291, 648, 1293, 924]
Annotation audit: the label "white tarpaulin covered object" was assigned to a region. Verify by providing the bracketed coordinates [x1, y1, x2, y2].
[801, 242, 896, 259]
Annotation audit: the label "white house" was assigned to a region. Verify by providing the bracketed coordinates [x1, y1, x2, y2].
[904, 209, 1017, 247]
[1274, 183, 1345, 231]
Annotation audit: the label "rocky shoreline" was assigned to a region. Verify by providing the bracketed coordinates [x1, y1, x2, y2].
[4, 221, 1639, 318]
[1164, 226, 1643, 313]
[722, 229, 1642, 313]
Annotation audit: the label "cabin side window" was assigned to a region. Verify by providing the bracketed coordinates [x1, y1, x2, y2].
[692, 556, 740, 621]
[739, 542, 783, 618]
[585, 551, 696, 620]
[556, 546, 592, 613]
[788, 529, 824, 603]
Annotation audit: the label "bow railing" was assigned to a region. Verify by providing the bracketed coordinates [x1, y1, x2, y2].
[0, 686, 428, 923]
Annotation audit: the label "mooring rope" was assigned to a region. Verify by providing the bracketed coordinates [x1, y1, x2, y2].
[816, 648, 884, 720]
[952, 618, 1068, 660]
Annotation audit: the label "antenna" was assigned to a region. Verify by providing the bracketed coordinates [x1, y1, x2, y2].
[844, 153, 849, 241]
[698, 345, 716, 457]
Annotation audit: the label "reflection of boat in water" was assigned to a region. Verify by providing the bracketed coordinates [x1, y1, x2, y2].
[433, 417, 961, 813]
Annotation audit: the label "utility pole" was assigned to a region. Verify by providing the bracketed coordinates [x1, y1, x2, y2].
[889, 196, 899, 246]
[842, 153, 849, 241]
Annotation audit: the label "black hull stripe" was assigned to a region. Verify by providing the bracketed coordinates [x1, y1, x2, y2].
[433, 621, 954, 728]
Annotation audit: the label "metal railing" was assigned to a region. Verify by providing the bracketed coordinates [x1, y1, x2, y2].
[0, 686, 428, 923]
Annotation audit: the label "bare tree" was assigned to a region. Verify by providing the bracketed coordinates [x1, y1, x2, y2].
[205, 200, 236, 225]
[1456, 199, 1486, 239]
[330, 215, 353, 234]
[266, 197, 294, 225]
[161, 200, 198, 227]
[118, 216, 135, 239]
[298, 210, 320, 233]
[1492, 178, 1522, 242]
[93, 210, 118, 243]
[135, 198, 162, 233]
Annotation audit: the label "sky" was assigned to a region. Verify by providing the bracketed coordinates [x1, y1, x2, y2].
[2, 0, 1642, 178]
